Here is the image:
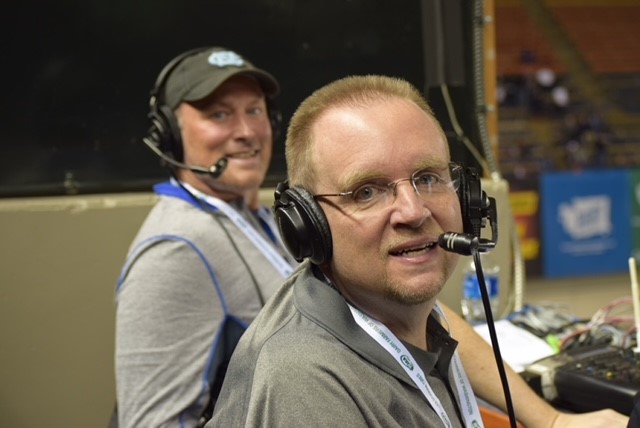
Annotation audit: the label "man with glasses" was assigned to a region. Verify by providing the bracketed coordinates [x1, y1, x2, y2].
[208, 75, 628, 427]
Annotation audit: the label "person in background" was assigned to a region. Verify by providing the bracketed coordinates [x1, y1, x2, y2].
[114, 47, 297, 427]
[209, 75, 628, 427]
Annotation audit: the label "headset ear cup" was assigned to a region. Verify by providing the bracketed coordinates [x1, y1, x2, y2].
[273, 184, 332, 265]
[153, 104, 184, 161]
[458, 166, 485, 237]
[266, 98, 283, 142]
[457, 168, 470, 234]
[146, 47, 212, 165]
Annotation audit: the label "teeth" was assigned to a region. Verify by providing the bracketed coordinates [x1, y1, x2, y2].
[396, 242, 434, 256]
[232, 150, 258, 159]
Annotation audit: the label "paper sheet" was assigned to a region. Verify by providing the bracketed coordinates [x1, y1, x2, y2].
[473, 319, 556, 372]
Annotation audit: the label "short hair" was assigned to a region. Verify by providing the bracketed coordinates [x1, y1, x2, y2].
[285, 75, 445, 189]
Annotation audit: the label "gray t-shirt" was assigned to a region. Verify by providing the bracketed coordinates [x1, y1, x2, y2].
[115, 184, 295, 427]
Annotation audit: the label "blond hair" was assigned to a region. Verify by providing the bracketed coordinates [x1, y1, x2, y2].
[285, 75, 445, 189]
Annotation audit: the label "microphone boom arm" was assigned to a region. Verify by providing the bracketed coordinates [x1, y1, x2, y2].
[142, 137, 228, 178]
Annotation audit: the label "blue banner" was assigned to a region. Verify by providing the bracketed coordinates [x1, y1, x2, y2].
[631, 169, 640, 260]
[541, 169, 632, 278]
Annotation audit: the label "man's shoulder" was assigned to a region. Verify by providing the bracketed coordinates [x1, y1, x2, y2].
[132, 196, 224, 243]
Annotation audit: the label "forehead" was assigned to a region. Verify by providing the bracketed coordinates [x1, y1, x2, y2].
[197, 75, 265, 106]
[311, 97, 449, 182]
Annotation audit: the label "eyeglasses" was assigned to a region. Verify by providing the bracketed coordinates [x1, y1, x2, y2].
[314, 163, 462, 213]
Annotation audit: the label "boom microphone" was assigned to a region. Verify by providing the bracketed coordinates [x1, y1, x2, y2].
[142, 137, 228, 178]
[438, 232, 496, 256]
[438, 232, 479, 256]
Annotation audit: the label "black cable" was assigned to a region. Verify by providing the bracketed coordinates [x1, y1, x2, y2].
[473, 250, 517, 428]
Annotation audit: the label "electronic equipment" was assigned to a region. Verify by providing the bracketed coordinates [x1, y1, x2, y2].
[273, 165, 497, 265]
[523, 345, 640, 415]
[146, 47, 213, 165]
[523, 257, 640, 416]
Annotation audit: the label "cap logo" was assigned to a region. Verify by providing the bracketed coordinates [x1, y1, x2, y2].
[208, 51, 245, 68]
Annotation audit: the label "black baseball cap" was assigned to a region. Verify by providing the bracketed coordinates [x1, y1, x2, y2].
[163, 47, 280, 109]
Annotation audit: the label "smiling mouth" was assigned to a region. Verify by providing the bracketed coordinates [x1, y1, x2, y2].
[390, 241, 437, 257]
[227, 149, 260, 159]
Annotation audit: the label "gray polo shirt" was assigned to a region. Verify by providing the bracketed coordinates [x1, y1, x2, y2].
[210, 262, 468, 427]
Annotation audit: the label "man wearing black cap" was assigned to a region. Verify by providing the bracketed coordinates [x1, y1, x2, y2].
[114, 47, 297, 427]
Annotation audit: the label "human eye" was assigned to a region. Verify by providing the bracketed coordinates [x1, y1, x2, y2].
[350, 183, 387, 205]
[414, 170, 443, 188]
[209, 109, 229, 121]
[247, 105, 264, 117]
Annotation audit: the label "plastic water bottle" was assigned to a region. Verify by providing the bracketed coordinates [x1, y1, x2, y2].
[461, 256, 500, 324]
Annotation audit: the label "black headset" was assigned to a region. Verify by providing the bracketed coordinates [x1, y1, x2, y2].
[273, 165, 497, 265]
[145, 47, 283, 165]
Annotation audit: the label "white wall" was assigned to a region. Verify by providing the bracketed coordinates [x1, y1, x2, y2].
[0, 193, 155, 428]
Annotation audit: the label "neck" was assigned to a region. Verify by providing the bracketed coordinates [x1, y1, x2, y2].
[344, 290, 434, 350]
[376, 303, 433, 350]
[318, 268, 436, 350]
[177, 172, 245, 204]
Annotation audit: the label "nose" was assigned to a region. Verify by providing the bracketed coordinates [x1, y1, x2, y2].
[390, 177, 415, 197]
[389, 181, 429, 227]
[233, 114, 257, 139]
